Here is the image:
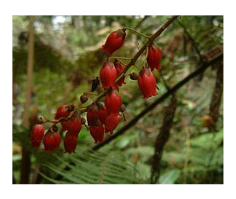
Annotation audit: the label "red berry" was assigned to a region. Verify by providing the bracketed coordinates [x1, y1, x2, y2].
[114, 59, 126, 87]
[100, 60, 117, 90]
[89, 124, 104, 143]
[147, 45, 162, 71]
[55, 105, 70, 130]
[87, 103, 99, 126]
[102, 28, 126, 55]
[30, 124, 45, 147]
[54, 132, 61, 149]
[43, 131, 58, 152]
[64, 132, 78, 154]
[31, 138, 41, 148]
[105, 89, 122, 115]
[138, 67, 157, 99]
[98, 103, 109, 125]
[67, 116, 82, 137]
[55, 105, 70, 118]
[105, 114, 121, 135]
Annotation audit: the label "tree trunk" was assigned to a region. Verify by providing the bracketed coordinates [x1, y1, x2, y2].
[208, 62, 223, 132]
[150, 95, 178, 184]
[20, 16, 35, 184]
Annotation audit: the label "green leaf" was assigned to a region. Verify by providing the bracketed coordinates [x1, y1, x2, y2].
[158, 169, 181, 184]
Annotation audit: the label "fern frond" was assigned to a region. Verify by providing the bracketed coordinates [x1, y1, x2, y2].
[40, 149, 139, 184]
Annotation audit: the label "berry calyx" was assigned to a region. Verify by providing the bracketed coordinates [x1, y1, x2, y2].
[68, 104, 75, 112]
[37, 116, 44, 124]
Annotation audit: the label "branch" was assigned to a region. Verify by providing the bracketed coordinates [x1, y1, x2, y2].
[94, 16, 179, 104]
[92, 53, 223, 151]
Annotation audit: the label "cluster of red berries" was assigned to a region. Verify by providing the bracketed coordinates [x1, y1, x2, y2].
[30, 27, 162, 153]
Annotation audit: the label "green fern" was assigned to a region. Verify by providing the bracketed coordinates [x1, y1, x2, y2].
[160, 129, 223, 184]
[39, 149, 139, 184]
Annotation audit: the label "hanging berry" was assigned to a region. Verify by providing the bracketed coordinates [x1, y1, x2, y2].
[89, 123, 105, 143]
[67, 114, 82, 137]
[105, 89, 122, 115]
[53, 132, 61, 150]
[87, 103, 99, 126]
[105, 114, 121, 135]
[98, 102, 109, 125]
[138, 67, 157, 99]
[30, 124, 45, 148]
[64, 132, 78, 154]
[147, 44, 162, 71]
[55, 105, 73, 130]
[43, 130, 59, 152]
[100, 60, 117, 90]
[102, 28, 126, 55]
[114, 59, 126, 87]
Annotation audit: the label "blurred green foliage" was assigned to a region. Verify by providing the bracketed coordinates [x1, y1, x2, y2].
[12, 15, 223, 184]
